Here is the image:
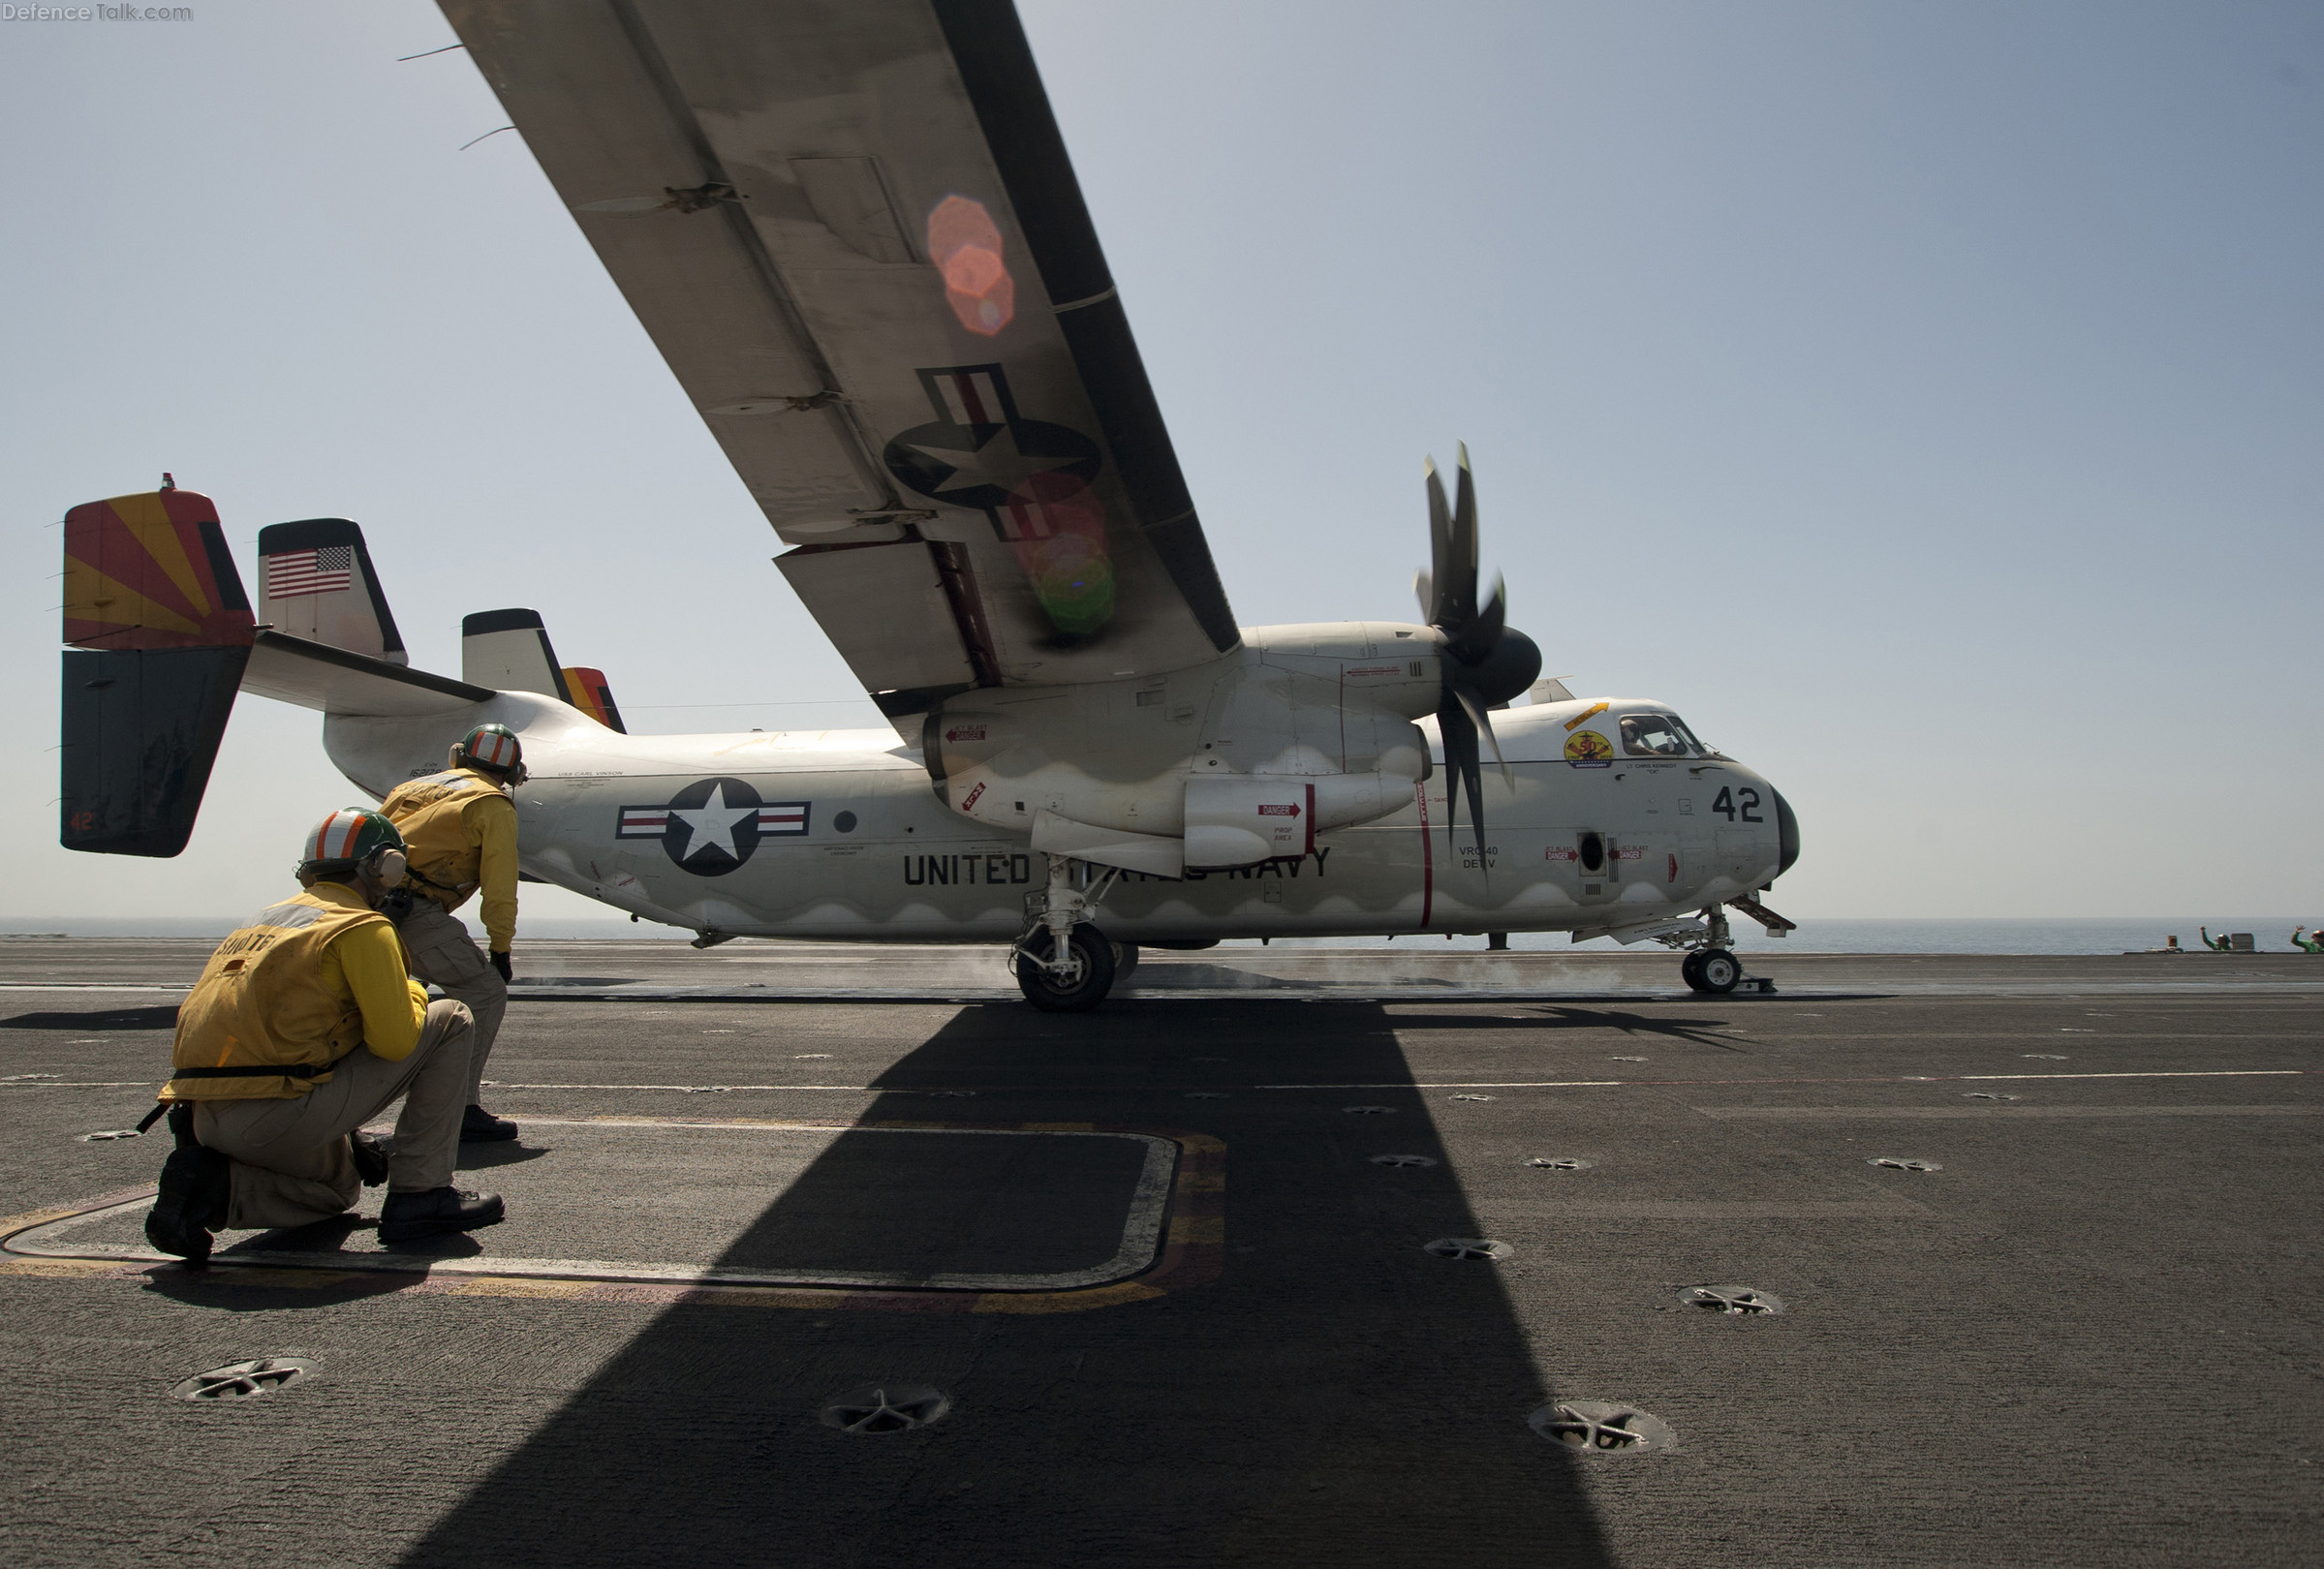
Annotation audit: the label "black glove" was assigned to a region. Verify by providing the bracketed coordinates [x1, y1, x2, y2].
[490, 950, 512, 982]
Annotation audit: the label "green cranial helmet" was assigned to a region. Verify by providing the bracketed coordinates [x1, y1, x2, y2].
[297, 809, 408, 882]
[452, 723, 526, 783]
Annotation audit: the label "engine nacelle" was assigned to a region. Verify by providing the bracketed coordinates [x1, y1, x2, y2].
[924, 629, 1441, 876]
[1182, 771, 1410, 871]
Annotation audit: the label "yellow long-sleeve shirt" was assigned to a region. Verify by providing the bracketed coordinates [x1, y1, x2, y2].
[462, 791, 519, 953]
[317, 887, 432, 1060]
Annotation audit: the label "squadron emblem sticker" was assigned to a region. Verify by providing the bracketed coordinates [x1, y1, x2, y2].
[1564, 731, 1614, 768]
[615, 777, 808, 877]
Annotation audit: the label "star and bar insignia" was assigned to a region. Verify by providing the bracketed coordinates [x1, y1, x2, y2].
[616, 778, 808, 877]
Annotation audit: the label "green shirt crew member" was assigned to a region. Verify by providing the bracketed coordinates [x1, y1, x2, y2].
[380, 723, 528, 1143]
[144, 810, 506, 1265]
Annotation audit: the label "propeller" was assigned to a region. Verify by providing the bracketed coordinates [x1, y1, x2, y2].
[1413, 445, 1541, 867]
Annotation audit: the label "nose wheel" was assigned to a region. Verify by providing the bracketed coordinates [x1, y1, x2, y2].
[1681, 947, 1742, 995]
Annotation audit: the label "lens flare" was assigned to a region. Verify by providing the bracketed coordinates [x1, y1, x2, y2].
[1006, 470, 1114, 637]
[927, 195, 1015, 336]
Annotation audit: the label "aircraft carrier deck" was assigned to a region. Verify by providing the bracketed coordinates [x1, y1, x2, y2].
[2, 939, 2316, 1566]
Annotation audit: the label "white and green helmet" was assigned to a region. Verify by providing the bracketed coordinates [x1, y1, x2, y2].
[455, 723, 526, 780]
[297, 808, 407, 880]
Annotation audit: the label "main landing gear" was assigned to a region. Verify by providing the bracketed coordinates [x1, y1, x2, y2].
[1012, 855, 1129, 1013]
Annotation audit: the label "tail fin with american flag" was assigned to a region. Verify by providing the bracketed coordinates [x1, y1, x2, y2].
[257, 519, 408, 665]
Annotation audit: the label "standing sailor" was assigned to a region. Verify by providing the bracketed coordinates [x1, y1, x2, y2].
[380, 723, 527, 1143]
[144, 810, 504, 1264]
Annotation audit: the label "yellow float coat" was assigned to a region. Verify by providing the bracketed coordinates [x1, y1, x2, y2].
[165, 883, 429, 1101]
[380, 767, 519, 950]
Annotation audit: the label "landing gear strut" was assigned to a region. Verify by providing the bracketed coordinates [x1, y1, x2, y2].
[1012, 856, 1123, 1013]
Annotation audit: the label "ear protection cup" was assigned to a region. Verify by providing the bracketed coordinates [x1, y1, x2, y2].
[370, 847, 408, 885]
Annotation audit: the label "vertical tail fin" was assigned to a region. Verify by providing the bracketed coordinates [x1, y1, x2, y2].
[60, 487, 255, 856]
[462, 608, 572, 700]
[560, 667, 628, 732]
[257, 519, 407, 664]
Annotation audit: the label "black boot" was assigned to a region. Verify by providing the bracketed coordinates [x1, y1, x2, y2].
[378, 1186, 505, 1244]
[350, 1131, 393, 1186]
[460, 1104, 517, 1143]
[144, 1104, 230, 1266]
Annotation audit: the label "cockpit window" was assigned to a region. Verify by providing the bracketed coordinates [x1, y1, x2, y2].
[1620, 713, 1693, 757]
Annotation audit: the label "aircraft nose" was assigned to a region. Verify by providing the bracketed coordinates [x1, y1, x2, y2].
[1773, 787, 1800, 877]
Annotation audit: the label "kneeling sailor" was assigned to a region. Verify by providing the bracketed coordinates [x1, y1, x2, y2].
[144, 810, 505, 1264]
[380, 723, 527, 1143]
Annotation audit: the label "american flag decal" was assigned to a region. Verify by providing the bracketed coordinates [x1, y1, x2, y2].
[757, 802, 810, 835]
[615, 807, 669, 839]
[265, 545, 355, 599]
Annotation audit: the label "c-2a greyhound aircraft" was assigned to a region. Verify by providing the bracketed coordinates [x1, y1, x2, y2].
[55, 0, 1800, 1011]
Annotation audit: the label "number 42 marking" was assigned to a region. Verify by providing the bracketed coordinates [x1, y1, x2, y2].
[1711, 786, 1762, 823]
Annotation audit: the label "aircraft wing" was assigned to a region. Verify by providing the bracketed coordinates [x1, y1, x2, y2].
[440, 0, 1240, 711]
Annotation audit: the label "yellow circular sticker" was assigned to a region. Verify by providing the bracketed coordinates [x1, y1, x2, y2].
[1565, 730, 1614, 764]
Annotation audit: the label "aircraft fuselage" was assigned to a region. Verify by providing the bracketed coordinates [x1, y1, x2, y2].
[323, 689, 1788, 946]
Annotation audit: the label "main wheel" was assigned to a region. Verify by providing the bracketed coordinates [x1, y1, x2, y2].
[1015, 925, 1118, 1013]
[1695, 948, 1743, 995]
[1113, 942, 1140, 981]
[1680, 949, 1709, 991]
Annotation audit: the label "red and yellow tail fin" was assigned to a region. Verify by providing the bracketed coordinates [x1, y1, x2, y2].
[60, 487, 255, 856]
[561, 667, 627, 733]
[63, 488, 254, 652]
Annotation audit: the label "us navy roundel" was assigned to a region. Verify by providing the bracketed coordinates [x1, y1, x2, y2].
[615, 778, 809, 877]
[883, 364, 1100, 523]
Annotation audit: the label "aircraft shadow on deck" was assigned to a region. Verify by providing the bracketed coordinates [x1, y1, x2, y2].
[393, 1001, 1621, 1566]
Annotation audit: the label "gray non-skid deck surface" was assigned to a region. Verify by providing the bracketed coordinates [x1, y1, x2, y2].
[51, 1122, 1153, 1281]
[1, 940, 2319, 1567]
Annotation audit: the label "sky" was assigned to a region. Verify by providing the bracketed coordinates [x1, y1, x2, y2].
[1, 1, 2317, 928]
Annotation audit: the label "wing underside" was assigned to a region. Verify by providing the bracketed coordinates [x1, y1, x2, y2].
[440, 0, 1239, 708]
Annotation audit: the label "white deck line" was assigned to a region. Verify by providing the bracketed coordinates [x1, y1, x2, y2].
[1, 1121, 1181, 1294]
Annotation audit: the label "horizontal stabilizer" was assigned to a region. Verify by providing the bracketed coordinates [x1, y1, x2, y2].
[241, 631, 492, 717]
[258, 519, 407, 664]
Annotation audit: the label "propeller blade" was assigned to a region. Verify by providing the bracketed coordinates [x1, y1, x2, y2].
[1425, 459, 1455, 627]
[1447, 572, 1507, 666]
[1437, 690, 1482, 859]
[1441, 445, 1476, 629]
[1413, 569, 1434, 623]
[1453, 442, 1477, 590]
[1458, 682, 1514, 790]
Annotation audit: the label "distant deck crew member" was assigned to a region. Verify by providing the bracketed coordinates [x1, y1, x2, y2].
[143, 810, 505, 1264]
[380, 723, 527, 1143]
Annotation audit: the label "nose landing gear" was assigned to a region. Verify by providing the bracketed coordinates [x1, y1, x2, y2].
[1681, 946, 1743, 995]
[1676, 903, 1752, 995]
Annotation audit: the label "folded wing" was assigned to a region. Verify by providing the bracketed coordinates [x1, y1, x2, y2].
[441, 0, 1239, 709]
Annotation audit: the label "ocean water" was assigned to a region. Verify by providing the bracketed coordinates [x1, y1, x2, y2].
[4, 915, 2314, 955]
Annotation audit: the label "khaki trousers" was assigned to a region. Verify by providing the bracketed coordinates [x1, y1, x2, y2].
[395, 898, 507, 1104]
[193, 999, 474, 1230]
